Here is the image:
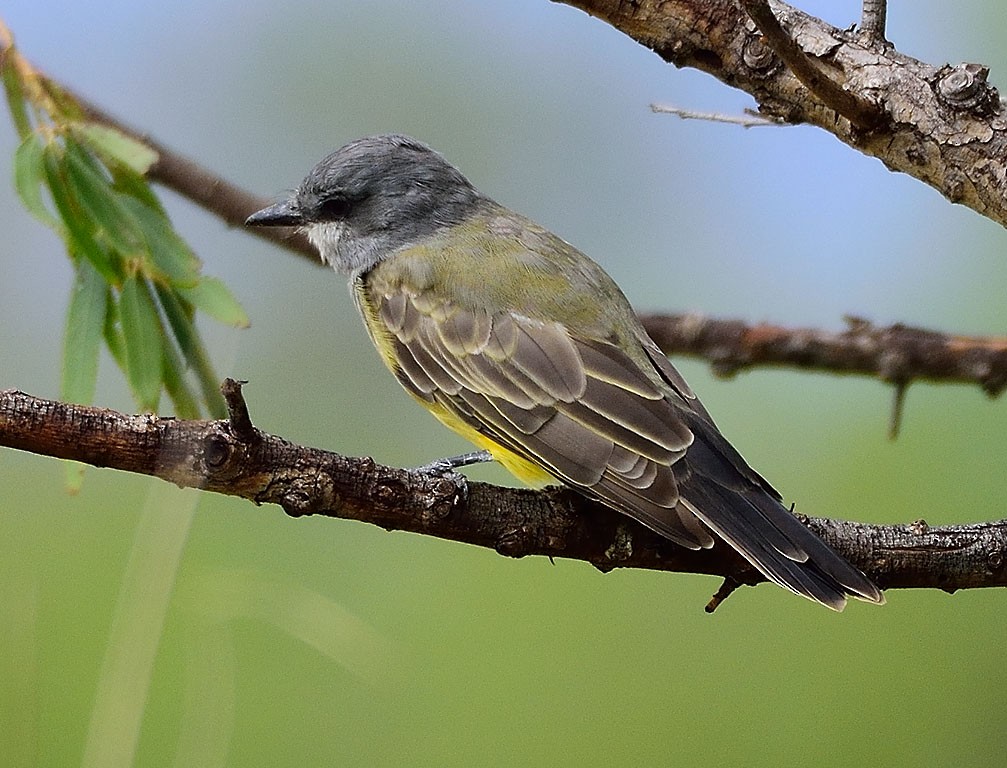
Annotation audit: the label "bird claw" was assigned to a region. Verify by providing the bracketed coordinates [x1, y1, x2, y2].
[412, 449, 494, 477]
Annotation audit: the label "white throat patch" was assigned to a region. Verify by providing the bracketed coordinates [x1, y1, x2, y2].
[305, 221, 348, 269]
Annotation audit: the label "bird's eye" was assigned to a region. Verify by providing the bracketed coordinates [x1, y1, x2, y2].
[318, 196, 352, 219]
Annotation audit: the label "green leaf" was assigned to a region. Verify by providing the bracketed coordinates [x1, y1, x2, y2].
[42, 142, 120, 283]
[63, 461, 87, 494]
[177, 276, 249, 328]
[102, 287, 126, 370]
[1, 50, 33, 139]
[63, 140, 144, 259]
[36, 75, 85, 121]
[69, 121, 158, 174]
[121, 197, 201, 288]
[13, 133, 59, 229]
[155, 285, 226, 417]
[160, 334, 202, 420]
[61, 258, 107, 406]
[119, 274, 164, 410]
[110, 163, 166, 214]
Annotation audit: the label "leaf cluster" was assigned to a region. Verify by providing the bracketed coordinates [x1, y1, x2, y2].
[2, 36, 248, 429]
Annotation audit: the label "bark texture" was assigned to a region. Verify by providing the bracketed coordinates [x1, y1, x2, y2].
[4, 387, 1005, 603]
[559, 0, 1007, 227]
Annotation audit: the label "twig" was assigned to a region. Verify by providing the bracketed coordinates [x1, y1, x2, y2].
[888, 381, 908, 439]
[220, 378, 258, 444]
[649, 103, 782, 128]
[860, 0, 888, 45]
[739, 0, 883, 129]
[558, 1, 1007, 228]
[705, 577, 742, 613]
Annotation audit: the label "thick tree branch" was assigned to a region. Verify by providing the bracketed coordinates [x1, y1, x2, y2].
[559, 0, 1007, 228]
[3, 386, 1005, 604]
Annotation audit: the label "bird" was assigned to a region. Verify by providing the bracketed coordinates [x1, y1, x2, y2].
[246, 133, 884, 611]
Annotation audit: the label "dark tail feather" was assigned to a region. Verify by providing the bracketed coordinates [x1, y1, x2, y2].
[683, 483, 884, 610]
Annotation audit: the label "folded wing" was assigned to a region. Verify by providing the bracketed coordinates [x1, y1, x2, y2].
[378, 290, 883, 610]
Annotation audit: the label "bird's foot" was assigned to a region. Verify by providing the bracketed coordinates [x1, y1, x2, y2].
[412, 449, 494, 477]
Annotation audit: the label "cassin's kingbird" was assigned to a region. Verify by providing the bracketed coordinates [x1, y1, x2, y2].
[247, 134, 883, 611]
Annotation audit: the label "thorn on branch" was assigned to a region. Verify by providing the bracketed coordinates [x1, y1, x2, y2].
[220, 378, 259, 444]
[705, 577, 742, 613]
[888, 381, 908, 440]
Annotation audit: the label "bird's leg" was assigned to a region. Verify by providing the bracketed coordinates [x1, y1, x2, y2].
[412, 449, 494, 476]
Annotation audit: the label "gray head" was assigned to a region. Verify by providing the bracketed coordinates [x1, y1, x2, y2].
[246, 134, 485, 274]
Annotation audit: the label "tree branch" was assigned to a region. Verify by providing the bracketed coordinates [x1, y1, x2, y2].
[739, 0, 883, 129]
[640, 313, 1007, 397]
[559, 0, 1007, 228]
[3, 385, 1005, 605]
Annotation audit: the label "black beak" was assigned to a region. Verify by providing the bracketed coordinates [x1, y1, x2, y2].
[245, 199, 302, 227]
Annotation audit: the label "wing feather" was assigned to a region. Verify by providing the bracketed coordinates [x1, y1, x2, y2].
[609, 444, 644, 475]
[559, 398, 679, 464]
[410, 330, 465, 394]
[389, 336, 437, 397]
[481, 395, 553, 435]
[577, 338, 664, 399]
[373, 289, 883, 606]
[377, 294, 714, 547]
[438, 306, 493, 355]
[458, 353, 539, 409]
[578, 378, 691, 451]
[507, 317, 586, 402]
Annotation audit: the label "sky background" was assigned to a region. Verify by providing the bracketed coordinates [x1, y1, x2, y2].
[2, 2, 1006, 766]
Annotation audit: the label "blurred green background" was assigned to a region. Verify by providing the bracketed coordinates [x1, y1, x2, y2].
[2, 1, 1006, 766]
